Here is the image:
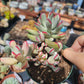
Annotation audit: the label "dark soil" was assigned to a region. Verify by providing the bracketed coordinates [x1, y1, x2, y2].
[27, 56, 72, 84]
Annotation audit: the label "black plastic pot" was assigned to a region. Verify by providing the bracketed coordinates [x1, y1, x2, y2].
[26, 45, 79, 84]
[26, 65, 80, 84]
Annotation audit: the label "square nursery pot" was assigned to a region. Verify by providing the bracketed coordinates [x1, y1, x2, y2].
[26, 45, 77, 84]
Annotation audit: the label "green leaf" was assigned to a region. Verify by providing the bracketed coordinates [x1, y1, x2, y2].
[35, 23, 47, 32]
[26, 29, 39, 36]
[48, 12, 54, 21]
[27, 34, 41, 42]
[52, 14, 60, 29]
[45, 39, 59, 51]
[40, 13, 47, 27]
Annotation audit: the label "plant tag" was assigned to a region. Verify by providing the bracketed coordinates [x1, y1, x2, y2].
[19, 15, 25, 21]
[14, 72, 22, 83]
[69, 28, 75, 34]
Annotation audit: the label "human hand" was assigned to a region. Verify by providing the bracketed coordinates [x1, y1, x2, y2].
[62, 35, 84, 72]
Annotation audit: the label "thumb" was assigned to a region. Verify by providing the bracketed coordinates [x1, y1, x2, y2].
[62, 48, 84, 72]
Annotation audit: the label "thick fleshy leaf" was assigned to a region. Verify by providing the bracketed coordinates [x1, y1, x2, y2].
[11, 45, 21, 57]
[45, 47, 55, 55]
[0, 57, 18, 65]
[52, 52, 60, 60]
[38, 32, 45, 41]
[40, 13, 46, 27]
[4, 46, 11, 55]
[45, 39, 59, 51]
[9, 40, 16, 47]
[27, 34, 41, 42]
[52, 14, 60, 29]
[22, 41, 29, 56]
[48, 12, 54, 21]
[46, 18, 52, 28]
[38, 18, 41, 24]
[47, 56, 55, 65]
[52, 33, 66, 39]
[56, 21, 63, 32]
[57, 42, 63, 52]
[35, 23, 47, 32]
[26, 29, 39, 36]
[3, 33, 10, 41]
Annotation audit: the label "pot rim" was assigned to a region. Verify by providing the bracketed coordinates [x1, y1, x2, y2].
[26, 45, 74, 84]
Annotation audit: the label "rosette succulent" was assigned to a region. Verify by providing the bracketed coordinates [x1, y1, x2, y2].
[27, 12, 65, 42]
[26, 12, 66, 72]
[0, 40, 31, 72]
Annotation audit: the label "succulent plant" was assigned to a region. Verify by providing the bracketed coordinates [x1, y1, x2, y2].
[1, 40, 31, 71]
[0, 62, 9, 79]
[26, 12, 66, 72]
[0, 33, 10, 45]
[2, 77, 19, 84]
[27, 12, 65, 41]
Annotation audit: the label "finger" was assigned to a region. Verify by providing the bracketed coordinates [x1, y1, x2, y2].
[71, 35, 84, 52]
[62, 48, 76, 63]
[62, 48, 84, 72]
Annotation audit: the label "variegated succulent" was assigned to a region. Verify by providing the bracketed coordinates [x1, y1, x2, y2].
[0, 62, 9, 79]
[0, 40, 31, 71]
[26, 12, 66, 72]
[27, 12, 66, 43]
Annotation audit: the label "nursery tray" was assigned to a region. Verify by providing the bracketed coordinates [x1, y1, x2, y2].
[0, 16, 20, 36]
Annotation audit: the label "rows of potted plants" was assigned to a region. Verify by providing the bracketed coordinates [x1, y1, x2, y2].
[0, 12, 75, 84]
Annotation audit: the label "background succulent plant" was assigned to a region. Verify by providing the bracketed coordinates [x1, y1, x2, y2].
[1, 41, 30, 71]
[0, 62, 9, 79]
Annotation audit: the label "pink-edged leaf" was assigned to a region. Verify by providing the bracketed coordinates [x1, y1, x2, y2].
[54, 13, 61, 19]
[35, 23, 47, 32]
[15, 46, 20, 51]
[47, 19, 52, 24]
[59, 32, 66, 36]
[22, 41, 29, 56]
[40, 13, 46, 27]
[49, 48, 54, 54]
[38, 32, 45, 41]
[42, 31, 48, 35]
[38, 18, 41, 24]
[57, 42, 63, 51]
[48, 12, 54, 20]
[22, 61, 29, 69]
[15, 53, 21, 58]
[9, 40, 16, 47]
[52, 14, 60, 29]
[12, 52, 21, 58]
[57, 20, 63, 27]
[35, 23, 40, 26]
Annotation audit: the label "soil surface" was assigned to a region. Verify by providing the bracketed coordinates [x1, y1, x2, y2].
[27, 56, 72, 84]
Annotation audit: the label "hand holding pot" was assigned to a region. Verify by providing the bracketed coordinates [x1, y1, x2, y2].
[62, 35, 84, 72]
